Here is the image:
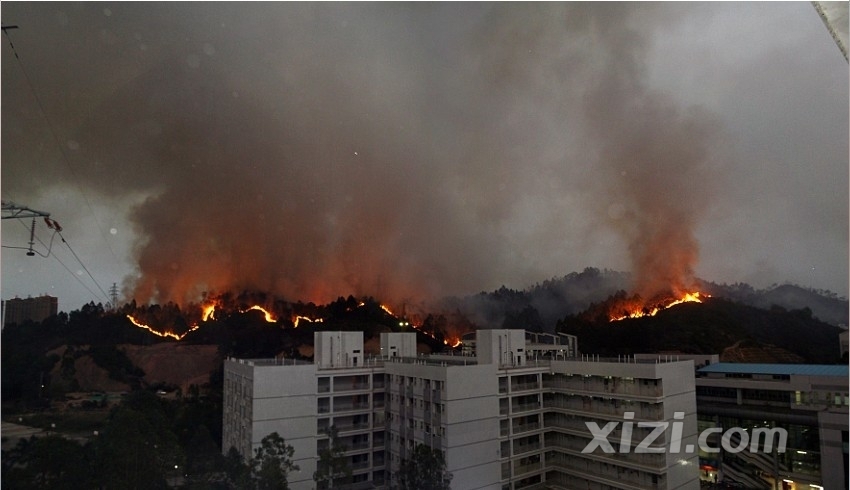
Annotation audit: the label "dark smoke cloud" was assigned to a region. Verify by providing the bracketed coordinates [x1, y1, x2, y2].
[3, 3, 842, 308]
[465, 3, 727, 299]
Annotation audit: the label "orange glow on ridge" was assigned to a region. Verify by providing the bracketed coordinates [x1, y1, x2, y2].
[126, 314, 199, 340]
[243, 305, 276, 322]
[610, 292, 709, 322]
[293, 315, 324, 328]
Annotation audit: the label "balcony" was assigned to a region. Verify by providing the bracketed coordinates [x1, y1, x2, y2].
[333, 402, 371, 413]
[333, 375, 371, 393]
[542, 394, 662, 420]
[544, 433, 666, 471]
[543, 413, 667, 446]
[513, 459, 542, 476]
[512, 422, 541, 435]
[512, 402, 541, 413]
[511, 381, 541, 393]
[335, 422, 371, 434]
[543, 375, 663, 399]
[343, 440, 371, 452]
[513, 442, 541, 455]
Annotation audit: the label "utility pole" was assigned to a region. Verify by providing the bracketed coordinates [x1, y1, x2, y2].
[2, 200, 57, 257]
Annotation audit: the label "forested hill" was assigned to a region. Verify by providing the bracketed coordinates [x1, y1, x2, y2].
[556, 296, 845, 364]
[708, 282, 848, 326]
[438, 268, 848, 331]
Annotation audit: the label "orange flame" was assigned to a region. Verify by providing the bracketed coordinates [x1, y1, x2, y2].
[243, 305, 276, 322]
[202, 304, 217, 321]
[380, 304, 394, 316]
[127, 303, 276, 340]
[126, 314, 199, 340]
[610, 292, 708, 322]
[442, 337, 462, 348]
[293, 315, 324, 328]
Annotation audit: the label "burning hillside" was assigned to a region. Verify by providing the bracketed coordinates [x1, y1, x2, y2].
[121, 293, 463, 349]
[574, 289, 711, 324]
[609, 292, 708, 322]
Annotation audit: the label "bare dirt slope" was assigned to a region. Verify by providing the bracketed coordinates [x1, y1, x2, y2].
[122, 343, 220, 390]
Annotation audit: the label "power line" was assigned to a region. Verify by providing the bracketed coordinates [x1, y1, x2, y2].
[11, 218, 104, 302]
[2, 25, 123, 268]
[56, 230, 112, 304]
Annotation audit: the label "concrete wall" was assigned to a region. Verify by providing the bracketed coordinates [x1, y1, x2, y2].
[477, 329, 526, 366]
[818, 410, 848, 489]
[251, 363, 317, 490]
[380, 332, 417, 359]
[315, 331, 363, 368]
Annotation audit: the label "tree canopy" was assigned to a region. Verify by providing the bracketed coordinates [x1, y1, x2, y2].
[252, 432, 299, 490]
[397, 444, 452, 490]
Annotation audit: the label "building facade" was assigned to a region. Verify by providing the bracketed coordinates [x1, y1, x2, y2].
[695, 363, 849, 490]
[2, 295, 58, 327]
[223, 329, 700, 489]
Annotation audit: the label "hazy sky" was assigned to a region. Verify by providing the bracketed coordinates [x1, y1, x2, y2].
[2, 2, 847, 312]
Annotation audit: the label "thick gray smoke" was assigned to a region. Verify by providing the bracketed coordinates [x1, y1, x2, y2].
[3, 3, 728, 305]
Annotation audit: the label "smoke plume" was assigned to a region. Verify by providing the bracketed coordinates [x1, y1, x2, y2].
[3, 3, 726, 306]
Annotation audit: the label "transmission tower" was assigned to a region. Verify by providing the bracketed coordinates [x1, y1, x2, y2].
[109, 282, 120, 310]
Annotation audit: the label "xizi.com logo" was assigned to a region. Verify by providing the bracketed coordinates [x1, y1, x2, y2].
[582, 412, 787, 454]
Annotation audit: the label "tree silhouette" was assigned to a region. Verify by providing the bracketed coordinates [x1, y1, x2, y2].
[251, 432, 299, 490]
[313, 426, 352, 489]
[94, 406, 184, 489]
[1, 435, 94, 489]
[397, 444, 452, 490]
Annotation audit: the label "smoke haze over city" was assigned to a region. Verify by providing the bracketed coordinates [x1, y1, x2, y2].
[2, 3, 847, 311]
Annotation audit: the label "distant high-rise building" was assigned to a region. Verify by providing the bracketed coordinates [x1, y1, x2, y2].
[3, 295, 58, 327]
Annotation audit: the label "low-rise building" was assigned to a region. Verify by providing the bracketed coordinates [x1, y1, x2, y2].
[695, 363, 849, 490]
[223, 329, 700, 489]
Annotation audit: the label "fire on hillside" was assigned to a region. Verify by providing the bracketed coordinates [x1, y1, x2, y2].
[124, 297, 462, 348]
[608, 291, 709, 322]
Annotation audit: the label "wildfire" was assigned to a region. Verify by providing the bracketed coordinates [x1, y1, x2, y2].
[243, 305, 276, 322]
[610, 292, 708, 322]
[202, 304, 217, 321]
[443, 337, 463, 348]
[126, 315, 199, 340]
[124, 297, 465, 349]
[293, 315, 324, 328]
[127, 303, 277, 339]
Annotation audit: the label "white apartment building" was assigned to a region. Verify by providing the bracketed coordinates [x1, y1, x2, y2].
[223, 329, 700, 490]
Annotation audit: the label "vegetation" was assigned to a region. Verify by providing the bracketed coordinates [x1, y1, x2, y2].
[558, 296, 844, 363]
[313, 426, 352, 489]
[251, 432, 299, 490]
[2, 434, 96, 489]
[397, 443, 452, 490]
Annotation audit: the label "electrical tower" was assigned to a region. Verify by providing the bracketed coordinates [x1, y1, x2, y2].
[109, 283, 120, 310]
[2, 200, 56, 256]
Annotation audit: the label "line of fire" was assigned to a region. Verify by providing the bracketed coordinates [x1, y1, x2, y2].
[124, 289, 710, 347]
